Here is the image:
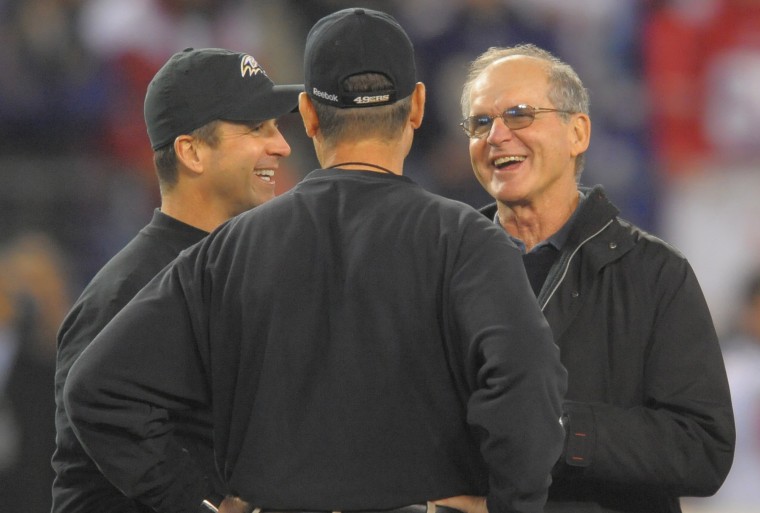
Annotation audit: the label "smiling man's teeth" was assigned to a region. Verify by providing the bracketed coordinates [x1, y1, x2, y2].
[494, 156, 526, 168]
[255, 169, 275, 182]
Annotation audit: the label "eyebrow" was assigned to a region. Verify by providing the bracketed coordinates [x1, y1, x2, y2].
[234, 120, 265, 129]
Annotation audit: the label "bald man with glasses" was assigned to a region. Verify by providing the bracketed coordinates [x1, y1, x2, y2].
[451, 43, 735, 513]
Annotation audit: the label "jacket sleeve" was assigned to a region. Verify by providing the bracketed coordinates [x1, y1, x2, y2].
[558, 256, 735, 496]
[63, 252, 214, 513]
[451, 218, 568, 513]
[54, 297, 151, 513]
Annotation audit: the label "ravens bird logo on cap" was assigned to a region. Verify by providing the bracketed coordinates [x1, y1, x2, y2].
[240, 55, 266, 78]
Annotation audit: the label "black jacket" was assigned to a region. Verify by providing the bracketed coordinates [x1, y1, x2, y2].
[481, 185, 735, 512]
[64, 169, 567, 513]
[52, 210, 210, 513]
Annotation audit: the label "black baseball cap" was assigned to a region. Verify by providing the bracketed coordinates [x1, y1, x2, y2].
[145, 48, 303, 150]
[304, 8, 416, 109]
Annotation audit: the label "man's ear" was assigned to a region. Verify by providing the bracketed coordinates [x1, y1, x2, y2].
[299, 92, 319, 139]
[570, 113, 591, 158]
[409, 82, 426, 129]
[174, 135, 204, 176]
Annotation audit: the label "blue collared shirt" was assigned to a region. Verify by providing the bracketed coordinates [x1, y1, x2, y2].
[493, 191, 585, 294]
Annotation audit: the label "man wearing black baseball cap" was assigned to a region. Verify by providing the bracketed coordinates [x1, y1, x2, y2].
[53, 48, 301, 513]
[63, 10, 566, 513]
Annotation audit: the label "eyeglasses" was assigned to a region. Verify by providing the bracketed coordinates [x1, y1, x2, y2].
[459, 104, 574, 138]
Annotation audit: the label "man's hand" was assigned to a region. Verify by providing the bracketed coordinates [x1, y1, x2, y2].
[218, 496, 252, 513]
[435, 495, 487, 513]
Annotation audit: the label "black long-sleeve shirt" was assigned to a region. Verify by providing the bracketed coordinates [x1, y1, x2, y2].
[52, 210, 210, 513]
[65, 169, 567, 513]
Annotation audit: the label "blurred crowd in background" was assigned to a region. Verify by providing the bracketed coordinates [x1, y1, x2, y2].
[1, 0, 760, 512]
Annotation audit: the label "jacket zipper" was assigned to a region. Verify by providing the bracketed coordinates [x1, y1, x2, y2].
[539, 220, 613, 311]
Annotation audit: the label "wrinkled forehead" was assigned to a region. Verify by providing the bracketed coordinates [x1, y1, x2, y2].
[469, 56, 551, 113]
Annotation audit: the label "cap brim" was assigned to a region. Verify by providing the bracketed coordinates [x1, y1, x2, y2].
[225, 83, 304, 123]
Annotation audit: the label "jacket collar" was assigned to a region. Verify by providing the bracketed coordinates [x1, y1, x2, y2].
[478, 184, 632, 288]
[570, 185, 620, 246]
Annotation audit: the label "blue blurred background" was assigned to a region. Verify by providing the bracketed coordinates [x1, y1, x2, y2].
[1, 0, 760, 511]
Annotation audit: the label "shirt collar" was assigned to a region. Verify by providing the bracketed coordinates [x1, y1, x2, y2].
[493, 191, 586, 254]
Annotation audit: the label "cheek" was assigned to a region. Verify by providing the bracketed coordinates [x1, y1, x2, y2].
[208, 143, 236, 169]
[469, 140, 488, 169]
[244, 145, 266, 167]
[540, 129, 571, 158]
[470, 156, 492, 190]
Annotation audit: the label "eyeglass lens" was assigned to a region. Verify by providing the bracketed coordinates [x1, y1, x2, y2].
[462, 105, 539, 137]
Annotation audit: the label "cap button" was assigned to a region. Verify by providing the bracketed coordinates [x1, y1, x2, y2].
[354, 8, 365, 15]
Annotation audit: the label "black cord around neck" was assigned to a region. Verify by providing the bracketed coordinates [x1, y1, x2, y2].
[327, 161, 396, 175]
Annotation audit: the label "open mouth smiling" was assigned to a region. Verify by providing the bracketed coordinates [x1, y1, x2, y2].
[494, 155, 526, 170]
[254, 169, 275, 182]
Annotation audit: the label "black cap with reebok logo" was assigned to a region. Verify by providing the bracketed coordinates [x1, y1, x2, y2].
[304, 8, 416, 109]
[144, 48, 303, 150]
